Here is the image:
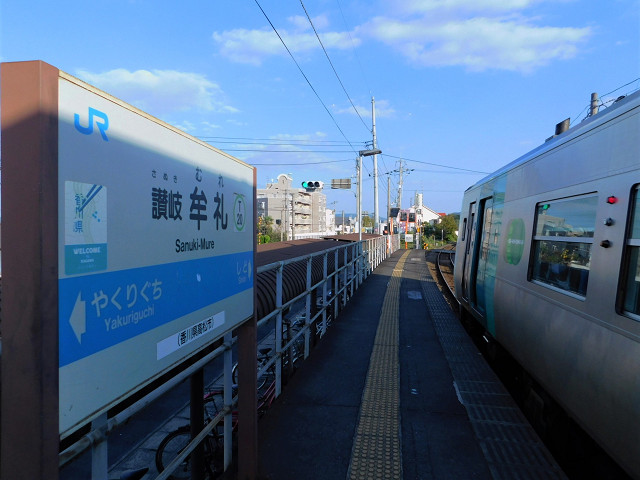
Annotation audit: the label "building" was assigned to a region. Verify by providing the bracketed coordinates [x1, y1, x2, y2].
[257, 174, 328, 239]
[394, 193, 443, 233]
[412, 193, 442, 225]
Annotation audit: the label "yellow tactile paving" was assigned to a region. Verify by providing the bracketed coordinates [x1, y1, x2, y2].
[346, 250, 409, 480]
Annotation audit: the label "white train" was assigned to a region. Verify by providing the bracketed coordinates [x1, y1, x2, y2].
[454, 89, 640, 479]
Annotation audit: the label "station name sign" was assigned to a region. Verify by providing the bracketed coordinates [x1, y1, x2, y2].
[1, 61, 256, 439]
[57, 73, 255, 436]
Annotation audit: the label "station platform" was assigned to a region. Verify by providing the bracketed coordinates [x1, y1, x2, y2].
[257, 249, 567, 480]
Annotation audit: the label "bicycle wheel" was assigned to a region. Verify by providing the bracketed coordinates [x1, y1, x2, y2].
[231, 362, 240, 386]
[155, 426, 218, 479]
[204, 393, 231, 440]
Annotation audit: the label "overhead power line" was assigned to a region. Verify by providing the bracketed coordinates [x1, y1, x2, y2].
[299, 0, 370, 133]
[253, 0, 359, 154]
[198, 137, 367, 148]
[335, 0, 371, 96]
[221, 148, 355, 153]
[573, 76, 640, 123]
[383, 154, 490, 175]
[203, 140, 361, 147]
[251, 158, 353, 165]
[199, 135, 365, 146]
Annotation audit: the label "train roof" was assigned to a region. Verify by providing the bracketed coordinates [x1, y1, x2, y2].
[467, 89, 640, 191]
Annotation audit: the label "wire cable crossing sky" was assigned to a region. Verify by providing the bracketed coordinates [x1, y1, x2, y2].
[3, 0, 638, 213]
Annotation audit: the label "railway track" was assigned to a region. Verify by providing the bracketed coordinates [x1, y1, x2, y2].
[428, 246, 458, 310]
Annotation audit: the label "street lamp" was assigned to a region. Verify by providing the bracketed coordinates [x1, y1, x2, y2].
[358, 148, 381, 157]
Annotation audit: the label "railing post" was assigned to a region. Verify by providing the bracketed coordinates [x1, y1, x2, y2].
[358, 242, 363, 286]
[334, 248, 339, 319]
[275, 263, 283, 397]
[372, 239, 376, 269]
[343, 245, 348, 307]
[305, 256, 312, 358]
[351, 242, 360, 296]
[362, 241, 367, 280]
[321, 252, 328, 336]
[355, 243, 360, 289]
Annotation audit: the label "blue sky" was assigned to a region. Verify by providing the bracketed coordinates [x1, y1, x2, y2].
[2, 0, 639, 215]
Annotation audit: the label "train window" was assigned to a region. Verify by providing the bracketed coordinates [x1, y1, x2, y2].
[622, 187, 640, 318]
[530, 195, 598, 296]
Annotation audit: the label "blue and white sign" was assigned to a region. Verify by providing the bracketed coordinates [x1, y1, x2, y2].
[57, 73, 255, 436]
[64, 181, 108, 274]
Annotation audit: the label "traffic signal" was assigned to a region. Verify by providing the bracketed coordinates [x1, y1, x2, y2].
[301, 180, 323, 191]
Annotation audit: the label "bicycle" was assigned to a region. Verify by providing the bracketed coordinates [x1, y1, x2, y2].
[156, 348, 281, 479]
[155, 389, 237, 479]
[155, 379, 276, 479]
[282, 316, 305, 371]
[155, 425, 219, 479]
[232, 347, 273, 390]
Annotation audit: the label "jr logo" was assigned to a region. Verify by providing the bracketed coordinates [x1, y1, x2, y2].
[74, 107, 109, 141]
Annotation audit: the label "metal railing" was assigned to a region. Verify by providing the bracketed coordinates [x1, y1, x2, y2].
[59, 235, 400, 479]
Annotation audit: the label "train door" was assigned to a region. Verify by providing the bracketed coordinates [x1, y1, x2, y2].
[461, 202, 477, 301]
[473, 197, 494, 317]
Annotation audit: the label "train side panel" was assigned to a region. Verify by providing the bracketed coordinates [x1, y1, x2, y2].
[455, 92, 640, 479]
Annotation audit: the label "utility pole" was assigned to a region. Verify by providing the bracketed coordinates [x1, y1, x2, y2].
[372, 97, 379, 234]
[387, 174, 391, 234]
[284, 189, 289, 241]
[290, 194, 295, 240]
[357, 156, 362, 241]
[397, 160, 404, 209]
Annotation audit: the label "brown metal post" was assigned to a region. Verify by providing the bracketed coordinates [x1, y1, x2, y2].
[1, 60, 60, 480]
[237, 166, 258, 479]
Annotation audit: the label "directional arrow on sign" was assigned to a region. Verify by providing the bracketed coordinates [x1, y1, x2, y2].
[69, 292, 86, 344]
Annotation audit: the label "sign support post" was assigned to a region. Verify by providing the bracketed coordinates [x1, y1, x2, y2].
[1, 60, 60, 480]
[1, 60, 257, 478]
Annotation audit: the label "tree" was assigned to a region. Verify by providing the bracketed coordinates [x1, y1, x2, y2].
[440, 214, 459, 242]
[258, 215, 275, 244]
[422, 213, 459, 247]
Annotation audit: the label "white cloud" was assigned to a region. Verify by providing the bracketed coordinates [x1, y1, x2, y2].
[288, 15, 312, 31]
[212, 16, 359, 65]
[75, 68, 237, 115]
[212, 29, 284, 65]
[211, 1, 589, 73]
[287, 14, 330, 31]
[361, 1, 590, 73]
[396, 0, 543, 15]
[335, 99, 395, 119]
